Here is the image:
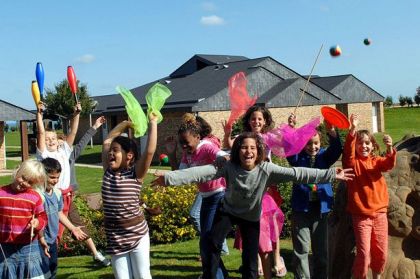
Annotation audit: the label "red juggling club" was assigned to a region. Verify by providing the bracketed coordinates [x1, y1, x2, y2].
[67, 66, 79, 103]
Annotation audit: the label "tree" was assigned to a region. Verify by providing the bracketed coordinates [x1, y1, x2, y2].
[4, 123, 9, 132]
[406, 96, 413, 107]
[415, 87, 420, 106]
[384, 96, 393, 107]
[399, 95, 407, 107]
[43, 79, 95, 118]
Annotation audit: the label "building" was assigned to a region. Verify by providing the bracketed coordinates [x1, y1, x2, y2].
[80, 54, 384, 159]
[0, 100, 36, 170]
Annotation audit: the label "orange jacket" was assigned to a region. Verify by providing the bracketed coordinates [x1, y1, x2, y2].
[342, 133, 396, 216]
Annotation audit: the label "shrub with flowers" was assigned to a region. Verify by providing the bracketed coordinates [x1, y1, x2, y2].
[141, 184, 198, 243]
[58, 195, 107, 256]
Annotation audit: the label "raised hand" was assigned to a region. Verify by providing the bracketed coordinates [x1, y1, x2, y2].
[383, 134, 394, 154]
[222, 120, 232, 135]
[74, 101, 82, 113]
[350, 114, 359, 130]
[288, 113, 297, 128]
[324, 119, 337, 137]
[148, 112, 159, 123]
[93, 116, 106, 129]
[335, 168, 355, 181]
[37, 101, 45, 113]
[383, 134, 393, 147]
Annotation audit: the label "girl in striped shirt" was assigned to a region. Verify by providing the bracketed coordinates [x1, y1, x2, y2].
[0, 159, 48, 279]
[101, 113, 157, 279]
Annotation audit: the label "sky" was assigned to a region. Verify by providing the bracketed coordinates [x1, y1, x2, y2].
[1, 0, 419, 110]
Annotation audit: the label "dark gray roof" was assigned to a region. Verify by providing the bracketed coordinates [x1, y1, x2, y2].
[0, 100, 36, 121]
[312, 75, 384, 103]
[311, 75, 350, 91]
[94, 57, 268, 113]
[170, 54, 248, 78]
[92, 54, 383, 114]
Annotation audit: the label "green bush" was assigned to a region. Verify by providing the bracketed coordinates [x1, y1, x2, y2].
[58, 195, 107, 257]
[58, 185, 199, 256]
[271, 156, 293, 237]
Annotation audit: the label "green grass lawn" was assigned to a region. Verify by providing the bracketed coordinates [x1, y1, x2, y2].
[57, 238, 294, 279]
[373, 107, 420, 151]
[383, 107, 419, 140]
[4, 130, 21, 146]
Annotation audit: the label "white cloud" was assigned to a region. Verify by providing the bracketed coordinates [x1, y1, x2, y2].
[75, 54, 95, 64]
[202, 2, 216, 11]
[200, 15, 225, 26]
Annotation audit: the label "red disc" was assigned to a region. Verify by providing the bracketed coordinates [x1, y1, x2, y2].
[321, 107, 350, 129]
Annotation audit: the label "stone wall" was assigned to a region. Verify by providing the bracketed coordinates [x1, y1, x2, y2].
[347, 102, 373, 131]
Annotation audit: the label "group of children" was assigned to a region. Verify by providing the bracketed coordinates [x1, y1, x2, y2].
[0, 101, 395, 279]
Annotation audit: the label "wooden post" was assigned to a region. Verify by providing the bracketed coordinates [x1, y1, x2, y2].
[20, 120, 29, 161]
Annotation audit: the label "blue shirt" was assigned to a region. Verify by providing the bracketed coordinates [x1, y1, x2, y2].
[287, 134, 342, 213]
[41, 188, 63, 244]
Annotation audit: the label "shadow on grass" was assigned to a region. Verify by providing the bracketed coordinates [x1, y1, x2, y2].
[151, 250, 199, 261]
[76, 153, 102, 164]
[56, 260, 114, 279]
[6, 150, 21, 157]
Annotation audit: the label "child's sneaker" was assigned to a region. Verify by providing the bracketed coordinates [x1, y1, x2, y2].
[94, 252, 111, 267]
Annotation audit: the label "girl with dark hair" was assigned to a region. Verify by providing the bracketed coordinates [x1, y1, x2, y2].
[164, 113, 229, 278]
[101, 114, 157, 279]
[153, 132, 354, 279]
[224, 105, 286, 278]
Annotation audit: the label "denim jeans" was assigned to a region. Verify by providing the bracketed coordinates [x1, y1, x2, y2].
[200, 192, 228, 278]
[0, 240, 45, 279]
[40, 241, 58, 279]
[190, 192, 202, 233]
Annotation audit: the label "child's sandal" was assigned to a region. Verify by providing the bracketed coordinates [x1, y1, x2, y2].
[273, 256, 287, 277]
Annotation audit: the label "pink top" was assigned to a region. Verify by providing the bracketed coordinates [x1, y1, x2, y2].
[179, 139, 226, 195]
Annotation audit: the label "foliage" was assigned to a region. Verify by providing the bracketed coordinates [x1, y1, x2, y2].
[58, 195, 107, 256]
[141, 184, 198, 243]
[43, 79, 95, 118]
[406, 96, 413, 107]
[384, 96, 393, 107]
[416, 87, 420, 106]
[398, 95, 407, 107]
[271, 156, 293, 237]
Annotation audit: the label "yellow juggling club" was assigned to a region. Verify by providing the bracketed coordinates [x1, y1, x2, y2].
[31, 81, 41, 106]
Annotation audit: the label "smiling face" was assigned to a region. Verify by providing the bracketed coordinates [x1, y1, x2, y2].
[46, 171, 61, 191]
[304, 133, 321, 156]
[45, 131, 59, 152]
[12, 175, 41, 193]
[108, 142, 132, 171]
[239, 138, 259, 170]
[355, 133, 374, 158]
[179, 131, 200, 154]
[248, 111, 267, 134]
